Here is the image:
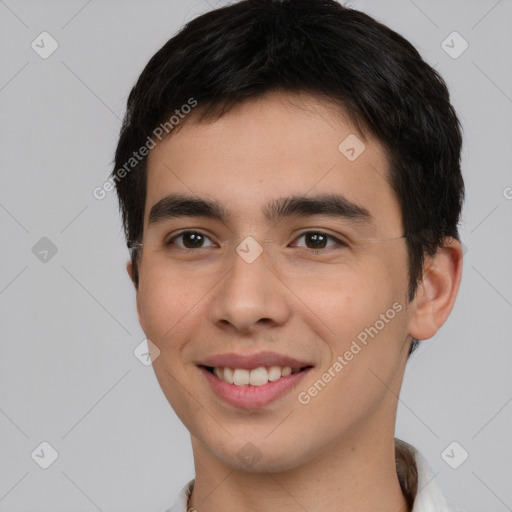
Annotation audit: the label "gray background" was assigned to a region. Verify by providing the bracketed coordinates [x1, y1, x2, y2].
[1, 0, 511, 510]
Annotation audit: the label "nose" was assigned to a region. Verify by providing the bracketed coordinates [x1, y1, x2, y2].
[207, 239, 291, 335]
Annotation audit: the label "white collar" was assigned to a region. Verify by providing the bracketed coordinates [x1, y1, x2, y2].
[165, 438, 463, 512]
[397, 439, 463, 511]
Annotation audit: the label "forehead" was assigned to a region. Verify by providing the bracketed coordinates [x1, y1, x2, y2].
[144, 91, 401, 233]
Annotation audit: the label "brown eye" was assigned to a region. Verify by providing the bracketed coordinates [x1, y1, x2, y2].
[166, 231, 215, 250]
[291, 231, 346, 251]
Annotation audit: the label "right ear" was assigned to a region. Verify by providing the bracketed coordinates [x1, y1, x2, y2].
[126, 260, 144, 330]
[126, 260, 135, 286]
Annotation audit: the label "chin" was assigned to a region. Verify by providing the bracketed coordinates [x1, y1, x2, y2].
[202, 433, 311, 473]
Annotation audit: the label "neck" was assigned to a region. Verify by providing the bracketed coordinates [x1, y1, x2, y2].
[188, 431, 410, 512]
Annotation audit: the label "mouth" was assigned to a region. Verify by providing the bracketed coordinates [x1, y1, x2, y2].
[200, 365, 313, 386]
[198, 363, 314, 409]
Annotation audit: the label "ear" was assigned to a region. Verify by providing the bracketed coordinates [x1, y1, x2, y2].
[126, 260, 135, 285]
[126, 260, 144, 328]
[407, 238, 463, 340]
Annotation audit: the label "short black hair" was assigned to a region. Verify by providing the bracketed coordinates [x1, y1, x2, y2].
[112, 0, 464, 356]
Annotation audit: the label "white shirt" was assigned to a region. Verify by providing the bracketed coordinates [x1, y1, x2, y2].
[165, 438, 463, 512]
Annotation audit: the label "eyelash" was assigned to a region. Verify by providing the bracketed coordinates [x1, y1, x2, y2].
[165, 230, 347, 254]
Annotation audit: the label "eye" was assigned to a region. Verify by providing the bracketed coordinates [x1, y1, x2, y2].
[290, 231, 346, 252]
[164, 230, 346, 253]
[165, 231, 216, 250]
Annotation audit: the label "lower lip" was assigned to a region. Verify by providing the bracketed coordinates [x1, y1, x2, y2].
[200, 366, 312, 409]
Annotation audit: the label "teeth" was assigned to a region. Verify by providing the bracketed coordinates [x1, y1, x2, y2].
[223, 367, 234, 384]
[212, 366, 297, 386]
[249, 367, 268, 386]
[233, 369, 250, 385]
[268, 366, 282, 381]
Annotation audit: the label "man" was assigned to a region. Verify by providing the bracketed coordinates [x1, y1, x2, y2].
[111, 1, 464, 510]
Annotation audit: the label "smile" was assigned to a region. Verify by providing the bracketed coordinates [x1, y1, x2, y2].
[199, 364, 313, 409]
[205, 365, 307, 386]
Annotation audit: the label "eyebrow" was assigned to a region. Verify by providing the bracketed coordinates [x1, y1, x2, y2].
[147, 192, 373, 227]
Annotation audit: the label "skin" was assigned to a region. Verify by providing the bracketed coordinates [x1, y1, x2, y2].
[127, 91, 463, 512]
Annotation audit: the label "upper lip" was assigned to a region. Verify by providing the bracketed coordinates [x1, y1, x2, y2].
[198, 351, 313, 370]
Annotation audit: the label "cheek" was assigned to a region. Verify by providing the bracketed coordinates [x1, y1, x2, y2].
[137, 266, 197, 345]
[300, 258, 400, 322]
[297, 254, 408, 358]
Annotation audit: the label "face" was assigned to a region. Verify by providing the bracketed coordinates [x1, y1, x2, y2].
[132, 91, 414, 472]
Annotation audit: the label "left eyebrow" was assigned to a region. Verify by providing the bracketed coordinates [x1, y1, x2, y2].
[263, 193, 373, 225]
[147, 192, 373, 227]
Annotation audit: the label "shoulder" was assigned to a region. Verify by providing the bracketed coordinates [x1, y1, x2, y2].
[164, 479, 195, 512]
[395, 438, 464, 512]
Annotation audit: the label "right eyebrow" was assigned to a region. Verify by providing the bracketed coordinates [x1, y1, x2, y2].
[148, 193, 230, 226]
